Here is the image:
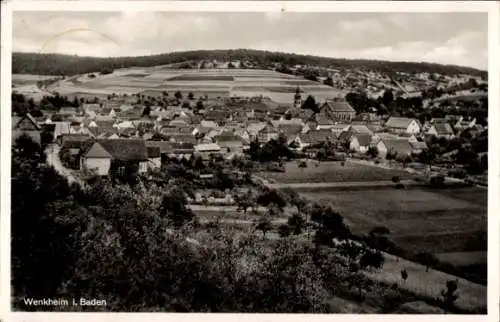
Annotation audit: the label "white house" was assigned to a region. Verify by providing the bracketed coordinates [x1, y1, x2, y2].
[80, 139, 149, 176]
[349, 134, 372, 153]
[426, 123, 455, 139]
[376, 138, 413, 159]
[384, 117, 421, 135]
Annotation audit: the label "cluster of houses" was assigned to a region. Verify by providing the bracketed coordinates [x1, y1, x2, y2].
[12, 88, 484, 177]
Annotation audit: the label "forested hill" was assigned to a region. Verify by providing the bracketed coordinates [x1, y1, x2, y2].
[12, 49, 486, 77]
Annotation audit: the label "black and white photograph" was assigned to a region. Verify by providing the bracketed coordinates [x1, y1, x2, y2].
[3, 1, 498, 317]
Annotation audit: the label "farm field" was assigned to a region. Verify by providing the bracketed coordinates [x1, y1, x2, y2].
[434, 251, 486, 267]
[258, 160, 415, 184]
[299, 187, 487, 256]
[12, 74, 57, 85]
[22, 67, 344, 104]
[364, 252, 486, 312]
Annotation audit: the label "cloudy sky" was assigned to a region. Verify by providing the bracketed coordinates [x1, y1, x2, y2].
[12, 11, 488, 70]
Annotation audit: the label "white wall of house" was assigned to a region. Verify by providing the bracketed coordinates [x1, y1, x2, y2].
[148, 157, 161, 170]
[139, 161, 148, 173]
[349, 138, 369, 153]
[82, 157, 111, 176]
[376, 141, 388, 159]
[406, 120, 421, 134]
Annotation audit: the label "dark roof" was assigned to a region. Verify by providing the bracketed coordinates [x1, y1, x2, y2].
[171, 142, 195, 153]
[204, 110, 229, 121]
[167, 134, 197, 144]
[381, 139, 413, 155]
[147, 146, 161, 158]
[322, 100, 356, 114]
[384, 117, 416, 129]
[216, 131, 241, 142]
[352, 134, 371, 147]
[338, 131, 353, 141]
[96, 139, 148, 161]
[61, 134, 91, 146]
[13, 113, 41, 131]
[278, 124, 303, 137]
[314, 113, 333, 125]
[146, 141, 173, 154]
[433, 123, 454, 135]
[299, 130, 335, 145]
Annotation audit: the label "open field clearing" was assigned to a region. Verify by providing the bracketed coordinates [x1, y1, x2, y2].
[434, 251, 486, 267]
[299, 187, 486, 255]
[25, 68, 343, 103]
[169, 75, 235, 81]
[364, 252, 486, 311]
[12, 74, 57, 85]
[258, 160, 415, 184]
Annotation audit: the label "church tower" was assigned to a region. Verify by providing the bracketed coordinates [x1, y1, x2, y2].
[294, 86, 302, 109]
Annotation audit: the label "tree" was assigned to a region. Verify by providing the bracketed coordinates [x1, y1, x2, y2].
[257, 189, 287, 211]
[160, 187, 194, 228]
[311, 204, 351, 246]
[417, 252, 439, 272]
[366, 146, 379, 158]
[359, 251, 385, 271]
[256, 218, 272, 239]
[323, 76, 334, 87]
[287, 214, 306, 235]
[188, 92, 194, 100]
[391, 176, 400, 183]
[174, 91, 183, 100]
[142, 105, 151, 117]
[382, 90, 394, 106]
[298, 160, 307, 171]
[301, 95, 318, 113]
[401, 269, 408, 283]
[441, 280, 459, 310]
[278, 224, 291, 238]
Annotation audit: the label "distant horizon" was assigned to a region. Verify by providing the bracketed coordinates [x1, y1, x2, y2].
[13, 12, 488, 70]
[11, 48, 487, 73]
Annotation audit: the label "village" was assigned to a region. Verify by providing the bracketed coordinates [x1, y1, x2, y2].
[12, 77, 487, 186]
[11, 60, 488, 314]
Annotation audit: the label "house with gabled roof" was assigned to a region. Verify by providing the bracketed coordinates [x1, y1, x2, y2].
[293, 129, 336, 150]
[214, 130, 245, 156]
[147, 146, 162, 170]
[376, 138, 413, 159]
[194, 143, 222, 160]
[320, 99, 356, 122]
[246, 122, 267, 140]
[349, 125, 374, 136]
[427, 123, 455, 139]
[80, 139, 149, 176]
[12, 113, 42, 145]
[384, 117, 421, 135]
[410, 141, 428, 154]
[257, 123, 279, 143]
[349, 134, 372, 153]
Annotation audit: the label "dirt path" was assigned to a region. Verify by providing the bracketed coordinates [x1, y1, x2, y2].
[45, 144, 85, 187]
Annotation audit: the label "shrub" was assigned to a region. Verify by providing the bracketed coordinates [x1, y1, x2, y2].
[391, 176, 400, 183]
[395, 183, 405, 189]
[430, 175, 445, 188]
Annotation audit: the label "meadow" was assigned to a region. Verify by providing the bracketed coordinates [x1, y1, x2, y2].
[258, 160, 415, 184]
[299, 186, 487, 259]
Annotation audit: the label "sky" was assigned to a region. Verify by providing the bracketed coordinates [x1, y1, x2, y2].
[12, 11, 488, 70]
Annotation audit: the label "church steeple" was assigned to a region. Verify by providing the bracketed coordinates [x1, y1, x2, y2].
[294, 86, 302, 108]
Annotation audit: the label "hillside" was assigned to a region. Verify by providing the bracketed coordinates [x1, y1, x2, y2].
[12, 49, 487, 78]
